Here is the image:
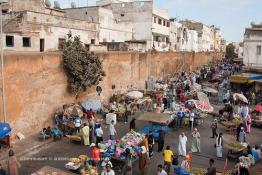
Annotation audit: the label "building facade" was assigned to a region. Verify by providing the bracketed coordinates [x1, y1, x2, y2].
[3, 0, 99, 52]
[243, 23, 262, 68]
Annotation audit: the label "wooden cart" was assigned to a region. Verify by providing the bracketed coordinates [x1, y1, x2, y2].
[225, 143, 246, 161]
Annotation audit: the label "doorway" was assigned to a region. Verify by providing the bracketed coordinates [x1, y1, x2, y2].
[40, 39, 44, 52]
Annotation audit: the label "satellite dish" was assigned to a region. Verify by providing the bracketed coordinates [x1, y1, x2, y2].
[71, 2, 77, 8]
[44, 0, 51, 8]
[54, 1, 61, 9]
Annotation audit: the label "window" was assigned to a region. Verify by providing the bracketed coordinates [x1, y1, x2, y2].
[6, 35, 14, 47]
[257, 45, 261, 55]
[58, 38, 66, 50]
[158, 18, 162, 25]
[22, 37, 31, 47]
[163, 20, 166, 26]
[167, 22, 170, 27]
[91, 39, 95, 44]
[121, 14, 125, 17]
[154, 17, 156, 23]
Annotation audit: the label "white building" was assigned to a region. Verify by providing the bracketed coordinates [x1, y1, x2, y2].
[2, 0, 99, 52]
[187, 30, 198, 52]
[96, 0, 170, 51]
[243, 23, 262, 67]
[64, 6, 133, 43]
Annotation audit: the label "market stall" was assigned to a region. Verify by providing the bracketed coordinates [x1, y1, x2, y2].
[0, 122, 12, 148]
[137, 112, 175, 125]
[225, 142, 247, 160]
[100, 130, 145, 162]
[252, 105, 262, 127]
[222, 118, 242, 133]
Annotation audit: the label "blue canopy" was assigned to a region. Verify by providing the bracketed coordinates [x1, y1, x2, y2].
[0, 122, 11, 139]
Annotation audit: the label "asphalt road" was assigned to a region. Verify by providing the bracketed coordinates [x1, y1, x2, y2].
[18, 108, 262, 175]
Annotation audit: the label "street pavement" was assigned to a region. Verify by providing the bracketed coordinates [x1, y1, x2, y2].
[16, 106, 262, 175]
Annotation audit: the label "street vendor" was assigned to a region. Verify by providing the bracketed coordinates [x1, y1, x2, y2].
[91, 143, 100, 167]
[101, 157, 113, 171]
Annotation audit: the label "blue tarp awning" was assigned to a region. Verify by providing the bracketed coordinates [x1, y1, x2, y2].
[0, 122, 11, 139]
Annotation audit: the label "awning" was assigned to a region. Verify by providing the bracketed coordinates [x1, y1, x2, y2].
[229, 73, 262, 84]
[0, 122, 12, 139]
[137, 112, 174, 125]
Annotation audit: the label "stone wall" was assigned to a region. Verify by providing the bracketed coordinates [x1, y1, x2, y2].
[0, 51, 221, 141]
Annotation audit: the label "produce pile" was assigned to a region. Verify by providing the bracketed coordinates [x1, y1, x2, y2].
[225, 142, 246, 151]
[190, 168, 207, 175]
[222, 118, 242, 127]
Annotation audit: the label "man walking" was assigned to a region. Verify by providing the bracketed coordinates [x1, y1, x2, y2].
[163, 146, 174, 174]
[108, 120, 116, 140]
[158, 128, 165, 152]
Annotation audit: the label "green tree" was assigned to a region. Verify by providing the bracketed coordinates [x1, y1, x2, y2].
[226, 43, 235, 59]
[63, 32, 105, 96]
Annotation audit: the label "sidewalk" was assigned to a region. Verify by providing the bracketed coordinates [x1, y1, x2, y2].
[0, 134, 53, 164]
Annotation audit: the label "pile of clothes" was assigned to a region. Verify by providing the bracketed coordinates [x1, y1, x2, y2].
[99, 131, 145, 161]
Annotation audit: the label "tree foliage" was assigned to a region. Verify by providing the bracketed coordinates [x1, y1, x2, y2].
[226, 43, 235, 59]
[63, 32, 105, 95]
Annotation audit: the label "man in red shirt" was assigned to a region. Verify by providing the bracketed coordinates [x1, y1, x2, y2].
[91, 143, 100, 167]
[87, 109, 95, 119]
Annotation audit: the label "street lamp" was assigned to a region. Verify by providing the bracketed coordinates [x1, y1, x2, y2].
[0, 0, 7, 122]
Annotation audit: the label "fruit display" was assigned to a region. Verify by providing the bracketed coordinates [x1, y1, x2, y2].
[85, 166, 98, 175]
[69, 157, 81, 164]
[190, 168, 207, 175]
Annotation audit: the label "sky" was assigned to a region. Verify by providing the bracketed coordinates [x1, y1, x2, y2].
[54, 0, 262, 42]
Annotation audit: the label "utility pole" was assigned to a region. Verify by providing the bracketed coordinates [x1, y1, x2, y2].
[0, 0, 7, 123]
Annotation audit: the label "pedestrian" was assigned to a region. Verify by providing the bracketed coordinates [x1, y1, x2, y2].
[178, 132, 187, 156]
[181, 155, 190, 171]
[246, 114, 252, 134]
[0, 163, 6, 175]
[236, 123, 244, 141]
[74, 117, 82, 133]
[108, 120, 116, 140]
[241, 103, 249, 131]
[121, 148, 132, 175]
[101, 157, 113, 171]
[142, 134, 149, 156]
[82, 123, 90, 146]
[101, 164, 115, 175]
[51, 126, 62, 141]
[139, 146, 149, 175]
[157, 164, 167, 175]
[158, 128, 165, 152]
[163, 146, 173, 174]
[7, 150, 21, 175]
[87, 108, 95, 119]
[95, 124, 103, 145]
[239, 127, 246, 143]
[215, 133, 223, 158]
[91, 143, 100, 167]
[191, 128, 201, 153]
[177, 108, 185, 128]
[238, 157, 249, 175]
[147, 131, 154, 157]
[129, 118, 136, 131]
[189, 110, 195, 131]
[210, 119, 218, 138]
[206, 158, 216, 175]
[89, 117, 95, 144]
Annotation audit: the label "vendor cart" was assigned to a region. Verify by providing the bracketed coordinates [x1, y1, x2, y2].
[225, 142, 247, 161]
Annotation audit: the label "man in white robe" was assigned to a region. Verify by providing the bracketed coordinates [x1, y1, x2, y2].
[178, 132, 187, 156]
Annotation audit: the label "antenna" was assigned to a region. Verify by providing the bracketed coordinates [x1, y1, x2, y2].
[54, 1, 61, 9]
[44, 0, 51, 8]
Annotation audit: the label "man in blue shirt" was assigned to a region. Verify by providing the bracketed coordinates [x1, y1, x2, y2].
[177, 108, 185, 128]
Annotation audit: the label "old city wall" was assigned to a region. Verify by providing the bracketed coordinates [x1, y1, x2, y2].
[0, 51, 220, 141]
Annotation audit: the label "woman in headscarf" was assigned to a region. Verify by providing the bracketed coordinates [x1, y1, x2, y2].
[191, 128, 201, 153]
[215, 133, 224, 158]
[82, 123, 90, 146]
[7, 150, 21, 175]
